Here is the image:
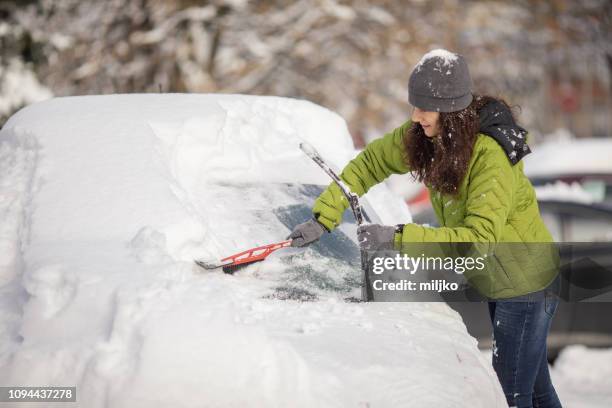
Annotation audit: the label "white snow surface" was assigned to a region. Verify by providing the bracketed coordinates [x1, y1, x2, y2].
[524, 137, 612, 177]
[482, 345, 612, 408]
[534, 181, 596, 204]
[0, 94, 504, 407]
[0, 58, 53, 117]
[551, 345, 612, 408]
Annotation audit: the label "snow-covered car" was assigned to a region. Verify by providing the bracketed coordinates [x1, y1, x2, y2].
[524, 137, 612, 206]
[0, 94, 505, 407]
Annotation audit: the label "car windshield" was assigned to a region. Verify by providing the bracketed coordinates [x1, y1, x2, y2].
[200, 183, 367, 301]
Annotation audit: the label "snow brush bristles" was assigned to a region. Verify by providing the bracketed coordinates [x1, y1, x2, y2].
[195, 240, 293, 274]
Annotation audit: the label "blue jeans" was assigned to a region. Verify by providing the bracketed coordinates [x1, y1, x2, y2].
[488, 277, 562, 408]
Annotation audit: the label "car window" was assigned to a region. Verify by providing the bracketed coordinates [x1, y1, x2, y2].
[205, 183, 365, 300]
[271, 184, 364, 300]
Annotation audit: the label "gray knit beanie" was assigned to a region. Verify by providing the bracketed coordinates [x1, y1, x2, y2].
[408, 49, 473, 113]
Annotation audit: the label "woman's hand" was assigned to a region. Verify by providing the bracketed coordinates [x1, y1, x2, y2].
[357, 224, 397, 250]
[287, 218, 327, 247]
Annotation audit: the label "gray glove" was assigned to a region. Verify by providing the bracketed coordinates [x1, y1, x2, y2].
[357, 224, 397, 251]
[287, 218, 327, 247]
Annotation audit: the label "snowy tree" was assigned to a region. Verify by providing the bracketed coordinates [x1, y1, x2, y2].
[1, 0, 610, 140]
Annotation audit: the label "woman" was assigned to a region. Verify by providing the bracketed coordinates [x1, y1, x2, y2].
[288, 49, 562, 408]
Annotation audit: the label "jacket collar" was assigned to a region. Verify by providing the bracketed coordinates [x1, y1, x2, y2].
[478, 100, 531, 165]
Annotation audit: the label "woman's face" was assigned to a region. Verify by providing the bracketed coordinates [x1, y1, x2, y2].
[411, 107, 440, 138]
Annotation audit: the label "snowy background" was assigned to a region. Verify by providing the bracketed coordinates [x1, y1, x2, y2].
[0, 0, 610, 143]
[1, 1, 611, 407]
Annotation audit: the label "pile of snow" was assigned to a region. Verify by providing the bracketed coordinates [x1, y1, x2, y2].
[524, 136, 612, 178]
[0, 94, 504, 407]
[534, 181, 596, 204]
[552, 345, 612, 408]
[482, 345, 612, 408]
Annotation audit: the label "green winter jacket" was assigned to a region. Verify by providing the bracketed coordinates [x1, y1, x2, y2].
[312, 120, 559, 299]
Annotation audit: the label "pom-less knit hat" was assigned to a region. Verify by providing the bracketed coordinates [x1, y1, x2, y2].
[408, 49, 473, 113]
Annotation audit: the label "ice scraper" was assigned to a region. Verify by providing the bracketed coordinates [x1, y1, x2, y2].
[298, 142, 373, 301]
[195, 240, 293, 274]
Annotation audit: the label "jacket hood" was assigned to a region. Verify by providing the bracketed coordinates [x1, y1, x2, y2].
[478, 100, 531, 165]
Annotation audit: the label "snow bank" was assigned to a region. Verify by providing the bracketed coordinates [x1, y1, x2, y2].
[0, 94, 503, 407]
[552, 345, 612, 408]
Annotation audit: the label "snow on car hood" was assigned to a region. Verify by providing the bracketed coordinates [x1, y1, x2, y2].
[0, 94, 504, 407]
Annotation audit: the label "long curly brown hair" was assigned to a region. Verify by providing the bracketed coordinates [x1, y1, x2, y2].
[403, 94, 514, 196]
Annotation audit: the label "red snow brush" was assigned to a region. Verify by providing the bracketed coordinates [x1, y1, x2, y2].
[195, 240, 293, 274]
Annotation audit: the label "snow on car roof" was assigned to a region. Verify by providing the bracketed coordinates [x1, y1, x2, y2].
[1, 94, 409, 245]
[524, 137, 612, 177]
[1, 94, 356, 243]
[4, 93, 356, 183]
